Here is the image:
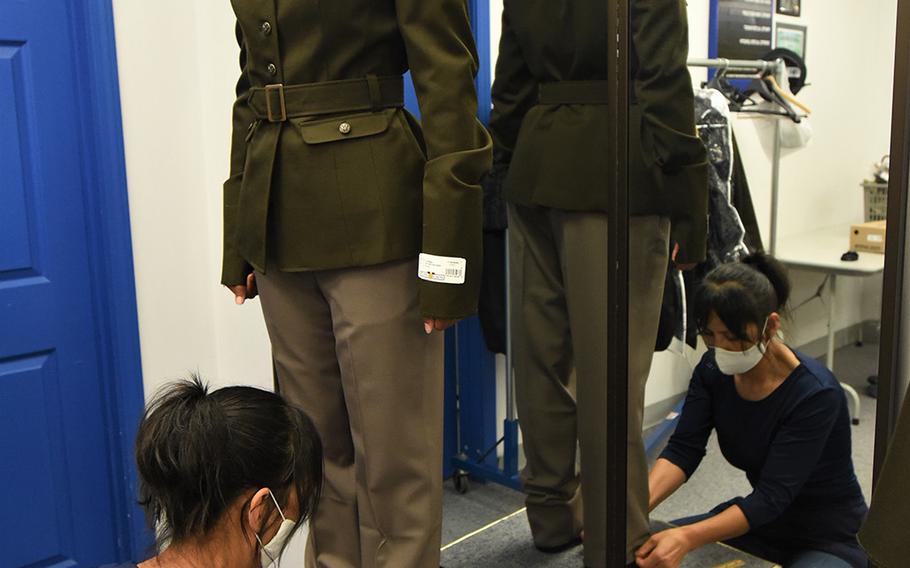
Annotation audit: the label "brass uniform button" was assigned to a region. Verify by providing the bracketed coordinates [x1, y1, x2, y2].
[339, 122, 352, 135]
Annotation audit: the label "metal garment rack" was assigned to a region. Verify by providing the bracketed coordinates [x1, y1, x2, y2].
[688, 57, 790, 255]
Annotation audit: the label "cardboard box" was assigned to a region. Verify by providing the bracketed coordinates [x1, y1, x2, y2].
[850, 220, 887, 254]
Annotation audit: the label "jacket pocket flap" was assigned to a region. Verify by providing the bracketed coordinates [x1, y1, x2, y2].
[294, 109, 394, 144]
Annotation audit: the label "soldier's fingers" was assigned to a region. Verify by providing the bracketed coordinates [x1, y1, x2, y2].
[636, 537, 657, 559]
[246, 273, 258, 298]
[227, 285, 247, 304]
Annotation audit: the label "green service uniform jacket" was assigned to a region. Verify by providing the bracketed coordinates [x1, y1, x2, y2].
[489, 0, 709, 264]
[858, 389, 910, 566]
[222, 0, 492, 319]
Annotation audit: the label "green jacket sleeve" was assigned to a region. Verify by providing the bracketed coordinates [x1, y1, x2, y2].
[221, 22, 255, 287]
[632, 0, 709, 265]
[396, 0, 493, 320]
[489, 5, 538, 170]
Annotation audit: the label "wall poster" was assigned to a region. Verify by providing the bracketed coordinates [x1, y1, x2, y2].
[711, 0, 775, 60]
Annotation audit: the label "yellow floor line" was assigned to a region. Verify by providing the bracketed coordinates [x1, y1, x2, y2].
[440, 507, 527, 552]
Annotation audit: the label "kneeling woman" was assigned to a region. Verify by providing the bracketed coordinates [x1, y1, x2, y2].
[637, 254, 868, 568]
[106, 378, 323, 568]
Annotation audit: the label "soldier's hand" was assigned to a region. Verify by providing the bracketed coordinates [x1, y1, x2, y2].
[424, 318, 457, 334]
[227, 273, 258, 305]
[672, 243, 698, 272]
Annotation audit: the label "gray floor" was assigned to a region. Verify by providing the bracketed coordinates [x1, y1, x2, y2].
[441, 343, 880, 567]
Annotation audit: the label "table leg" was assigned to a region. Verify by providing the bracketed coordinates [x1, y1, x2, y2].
[826, 275, 862, 425]
[826, 275, 836, 371]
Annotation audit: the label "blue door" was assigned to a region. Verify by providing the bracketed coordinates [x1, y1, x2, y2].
[0, 0, 144, 565]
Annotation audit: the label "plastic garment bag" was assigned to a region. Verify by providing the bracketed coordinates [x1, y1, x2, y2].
[695, 89, 750, 269]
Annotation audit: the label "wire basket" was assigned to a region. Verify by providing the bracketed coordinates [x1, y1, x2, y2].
[862, 181, 889, 222]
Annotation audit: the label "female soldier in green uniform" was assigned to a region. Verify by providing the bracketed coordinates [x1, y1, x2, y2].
[220, 2, 491, 566]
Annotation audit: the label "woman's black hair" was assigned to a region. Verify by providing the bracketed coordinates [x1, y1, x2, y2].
[694, 252, 791, 343]
[135, 376, 323, 555]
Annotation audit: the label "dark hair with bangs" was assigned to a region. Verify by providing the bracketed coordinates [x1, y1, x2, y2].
[695, 252, 791, 343]
[135, 376, 322, 557]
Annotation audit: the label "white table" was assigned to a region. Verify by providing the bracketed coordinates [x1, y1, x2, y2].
[776, 225, 885, 425]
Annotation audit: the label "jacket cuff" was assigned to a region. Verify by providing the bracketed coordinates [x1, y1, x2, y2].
[221, 173, 252, 286]
[221, 255, 252, 288]
[668, 161, 709, 265]
[418, 141, 490, 320]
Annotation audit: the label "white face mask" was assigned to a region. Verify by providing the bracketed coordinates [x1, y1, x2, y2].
[713, 319, 770, 376]
[256, 490, 297, 568]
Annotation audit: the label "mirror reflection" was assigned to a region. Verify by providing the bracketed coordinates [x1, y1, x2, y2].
[445, 2, 902, 568]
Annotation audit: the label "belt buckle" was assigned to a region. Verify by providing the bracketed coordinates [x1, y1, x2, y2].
[264, 83, 287, 123]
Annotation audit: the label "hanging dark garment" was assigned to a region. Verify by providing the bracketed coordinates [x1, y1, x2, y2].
[479, 230, 508, 354]
[695, 90, 749, 269]
[731, 133, 764, 252]
[655, 260, 681, 352]
[478, 164, 509, 354]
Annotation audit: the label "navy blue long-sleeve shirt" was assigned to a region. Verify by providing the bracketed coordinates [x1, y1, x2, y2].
[660, 349, 868, 566]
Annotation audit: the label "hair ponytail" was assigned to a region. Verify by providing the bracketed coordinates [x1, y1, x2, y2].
[694, 252, 791, 343]
[135, 375, 322, 552]
[741, 252, 791, 310]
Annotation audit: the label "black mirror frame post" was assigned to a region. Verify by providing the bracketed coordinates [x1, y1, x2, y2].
[874, 0, 910, 490]
[606, 0, 631, 564]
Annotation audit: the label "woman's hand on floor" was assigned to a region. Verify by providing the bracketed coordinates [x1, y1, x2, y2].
[635, 527, 692, 568]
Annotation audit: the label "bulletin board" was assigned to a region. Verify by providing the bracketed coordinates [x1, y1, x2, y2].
[709, 0, 776, 60]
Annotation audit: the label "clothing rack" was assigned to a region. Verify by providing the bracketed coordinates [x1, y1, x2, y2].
[688, 57, 791, 255]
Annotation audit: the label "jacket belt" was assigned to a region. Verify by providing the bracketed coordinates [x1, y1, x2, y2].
[538, 80, 610, 105]
[248, 75, 405, 122]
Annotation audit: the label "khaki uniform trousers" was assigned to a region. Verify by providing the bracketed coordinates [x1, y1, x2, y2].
[256, 259, 444, 568]
[509, 204, 670, 568]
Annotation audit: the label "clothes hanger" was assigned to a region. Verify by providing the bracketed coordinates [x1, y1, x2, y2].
[767, 74, 812, 115]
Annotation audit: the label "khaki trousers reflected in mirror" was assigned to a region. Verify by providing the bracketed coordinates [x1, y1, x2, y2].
[509, 204, 670, 568]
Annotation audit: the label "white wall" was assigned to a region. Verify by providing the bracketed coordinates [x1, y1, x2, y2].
[113, 0, 306, 557]
[113, 0, 273, 398]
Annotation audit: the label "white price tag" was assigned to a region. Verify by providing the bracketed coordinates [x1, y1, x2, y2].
[418, 253, 467, 285]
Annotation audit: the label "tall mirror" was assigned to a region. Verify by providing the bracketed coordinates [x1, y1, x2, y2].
[642, 2, 904, 568]
[440, 2, 910, 568]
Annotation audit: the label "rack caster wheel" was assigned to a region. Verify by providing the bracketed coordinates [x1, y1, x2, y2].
[454, 471, 470, 494]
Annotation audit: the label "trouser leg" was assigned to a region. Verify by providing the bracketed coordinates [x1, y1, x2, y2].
[256, 269, 360, 568]
[509, 204, 583, 549]
[556, 212, 669, 567]
[625, 216, 671, 559]
[318, 259, 444, 568]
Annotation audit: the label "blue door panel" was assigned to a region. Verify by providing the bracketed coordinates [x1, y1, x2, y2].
[1, 0, 124, 565]
[0, 43, 35, 272]
[0, 353, 70, 567]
